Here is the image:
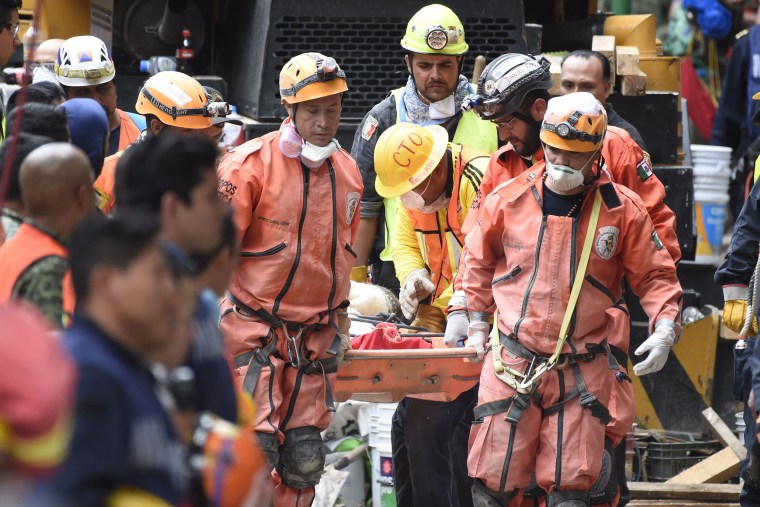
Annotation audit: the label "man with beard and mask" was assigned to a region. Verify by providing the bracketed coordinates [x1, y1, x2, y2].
[461, 92, 682, 507]
[372, 121, 488, 507]
[449, 54, 681, 506]
[216, 52, 362, 506]
[350, 4, 498, 294]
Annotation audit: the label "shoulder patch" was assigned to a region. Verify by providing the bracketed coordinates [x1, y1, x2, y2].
[595, 226, 619, 259]
[599, 183, 622, 210]
[737, 28, 749, 40]
[636, 155, 653, 182]
[361, 115, 379, 141]
[651, 230, 664, 250]
[346, 192, 360, 224]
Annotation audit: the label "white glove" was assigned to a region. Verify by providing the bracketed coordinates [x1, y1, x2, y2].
[465, 321, 490, 362]
[444, 310, 470, 348]
[633, 321, 677, 376]
[399, 268, 435, 320]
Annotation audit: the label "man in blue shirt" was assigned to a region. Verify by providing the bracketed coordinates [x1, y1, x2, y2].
[50, 212, 190, 506]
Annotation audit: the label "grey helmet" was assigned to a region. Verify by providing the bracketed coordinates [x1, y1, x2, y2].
[462, 53, 552, 120]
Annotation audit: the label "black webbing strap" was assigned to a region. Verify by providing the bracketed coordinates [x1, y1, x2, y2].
[233, 334, 279, 397]
[542, 362, 611, 424]
[473, 390, 540, 423]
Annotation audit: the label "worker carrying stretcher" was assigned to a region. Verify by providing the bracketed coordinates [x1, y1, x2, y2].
[216, 52, 362, 506]
[459, 92, 683, 507]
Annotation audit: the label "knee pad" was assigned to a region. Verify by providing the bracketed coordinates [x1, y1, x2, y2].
[471, 479, 518, 506]
[255, 431, 279, 472]
[590, 438, 618, 504]
[546, 490, 590, 507]
[277, 426, 326, 489]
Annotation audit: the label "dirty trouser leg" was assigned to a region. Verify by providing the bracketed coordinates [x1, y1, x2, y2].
[535, 356, 612, 497]
[401, 386, 477, 506]
[392, 399, 413, 506]
[272, 325, 337, 507]
[599, 367, 634, 506]
[468, 349, 541, 506]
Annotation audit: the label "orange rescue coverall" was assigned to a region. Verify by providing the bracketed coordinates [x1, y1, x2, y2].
[216, 125, 362, 506]
[462, 165, 681, 504]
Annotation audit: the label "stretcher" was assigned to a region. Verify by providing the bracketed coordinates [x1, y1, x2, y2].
[335, 340, 482, 403]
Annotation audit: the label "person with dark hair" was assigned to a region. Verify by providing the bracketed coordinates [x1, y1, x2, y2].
[94, 71, 230, 214]
[0, 133, 55, 242]
[58, 98, 110, 176]
[6, 81, 67, 113]
[560, 49, 648, 152]
[0, 143, 95, 328]
[0, 0, 21, 67]
[6, 102, 69, 142]
[190, 209, 238, 299]
[48, 211, 191, 506]
[115, 133, 237, 429]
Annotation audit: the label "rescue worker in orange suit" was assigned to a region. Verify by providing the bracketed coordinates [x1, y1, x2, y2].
[217, 52, 362, 506]
[0, 143, 95, 328]
[461, 92, 682, 507]
[55, 35, 144, 157]
[350, 4, 498, 291]
[94, 71, 231, 214]
[449, 54, 681, 505]
[374, 122, 488, 506]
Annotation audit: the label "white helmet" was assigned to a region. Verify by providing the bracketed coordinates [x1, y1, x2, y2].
[54, 36, 115, 87]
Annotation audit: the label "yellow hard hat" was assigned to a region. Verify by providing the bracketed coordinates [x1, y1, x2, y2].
[540, 92, 607, 153]
[400, 4, 468, 55]
[374, 123, 449, 198]
[136, 71, 230, 129]
[280, 52, 348, 104]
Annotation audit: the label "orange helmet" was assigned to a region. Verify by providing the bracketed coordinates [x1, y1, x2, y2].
[373, 123, 448, 198]
[198, 415, 267, 507]
[280, 52, 348, 104]
[540, 92, 607, 153]
[135, 71, 230, 129]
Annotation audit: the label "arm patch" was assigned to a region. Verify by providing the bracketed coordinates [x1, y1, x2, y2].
[599, 183, 623, 210]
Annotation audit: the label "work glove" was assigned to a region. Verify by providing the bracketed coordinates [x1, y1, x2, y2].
[633, 321, 676, 376]
[723, 299, 758, 335]
[465, 321, 490, 362]
[444, 310, 469, 348]
[399, 268, 435, 320]
[410, 304, 446, 333]
[336, 311, 352, 365]
[350, 265, 369, 283]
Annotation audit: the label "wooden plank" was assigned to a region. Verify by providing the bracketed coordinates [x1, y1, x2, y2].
[621, 72, 647, 96]
[665, 447, 741, 484]
[592, 35, 616, 87]
[629, 482, 740, 501]
[616, 45, 641, 75]
[702, 407, 747, 459]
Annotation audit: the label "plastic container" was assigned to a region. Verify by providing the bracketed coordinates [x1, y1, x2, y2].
[368, 403, 397, 507]
[737, 412, 746, 445]
[139, 56, 178, 75]
[694, 189, 729, 264]
[646, 440, 722, 481]
[371, 445, 396, 507]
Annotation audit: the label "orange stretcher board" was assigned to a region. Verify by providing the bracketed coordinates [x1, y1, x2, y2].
[335, 347, 482, 403]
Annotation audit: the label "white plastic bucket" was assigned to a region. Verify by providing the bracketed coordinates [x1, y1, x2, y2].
[694, 189, 729, 264]
[371, 445, 396, 507]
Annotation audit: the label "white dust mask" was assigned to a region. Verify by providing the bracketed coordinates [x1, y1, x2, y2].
[428, 94, 456, 120]
[301, 139, 340, 170]
[546, 150, 598, 192]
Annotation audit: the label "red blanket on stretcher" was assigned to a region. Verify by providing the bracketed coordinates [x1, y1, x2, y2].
[350, 322, 432, 350]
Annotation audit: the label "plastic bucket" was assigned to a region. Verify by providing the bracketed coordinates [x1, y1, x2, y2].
[694, 189, 729, 264]
[371, 445, 396, 507]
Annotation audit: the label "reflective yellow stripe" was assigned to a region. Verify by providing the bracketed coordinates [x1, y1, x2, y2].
[107, 486, 174, 507]
[11, 413, 72, 468]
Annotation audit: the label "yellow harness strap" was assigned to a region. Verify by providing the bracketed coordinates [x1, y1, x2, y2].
[491, 190, 602, 392]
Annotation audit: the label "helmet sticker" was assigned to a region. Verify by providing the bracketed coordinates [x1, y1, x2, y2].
[151, 80, 192, 108]
[496, 60, 540, 93]
[483, 81, 496, 95]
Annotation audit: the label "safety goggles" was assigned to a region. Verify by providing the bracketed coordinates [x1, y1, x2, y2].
[280, 56, 346, 98]
[141, 87, 231, 121]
